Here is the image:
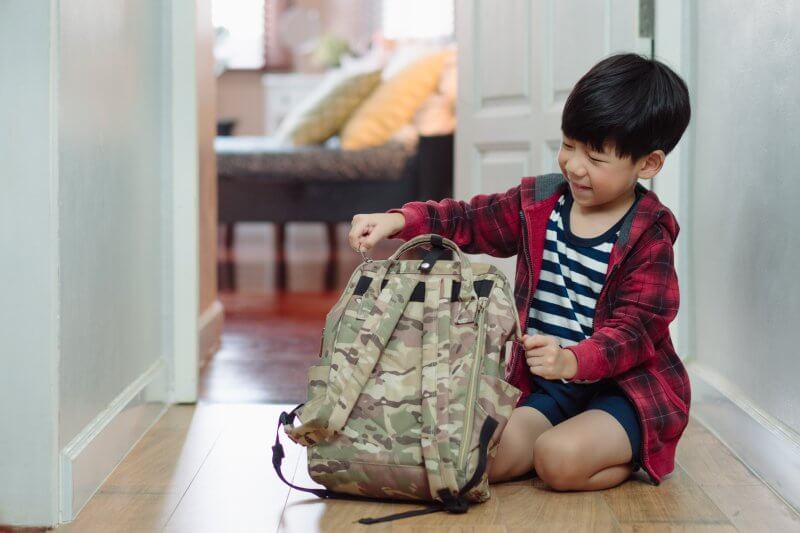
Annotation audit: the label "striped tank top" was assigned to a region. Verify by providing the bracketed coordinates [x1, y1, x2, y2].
[527, 190, 636, 385]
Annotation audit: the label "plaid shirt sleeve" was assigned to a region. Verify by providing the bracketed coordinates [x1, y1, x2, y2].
[565, 232, 680, 381]
[385, 184, 522, 258]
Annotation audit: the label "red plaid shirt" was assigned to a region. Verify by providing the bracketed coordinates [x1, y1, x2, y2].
[387, 174, 691, 485]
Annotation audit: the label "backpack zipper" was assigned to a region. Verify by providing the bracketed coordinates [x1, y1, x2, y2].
[457, 296, 489, 471]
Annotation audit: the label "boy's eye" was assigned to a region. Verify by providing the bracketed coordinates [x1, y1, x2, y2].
[562, 142, 573, 149]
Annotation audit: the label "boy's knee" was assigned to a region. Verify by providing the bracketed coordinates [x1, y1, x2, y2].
[487, 421, 532, 482]
[533, 434, 583, 490]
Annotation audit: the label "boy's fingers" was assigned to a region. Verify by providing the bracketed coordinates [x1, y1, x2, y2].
[348, 222, 360, 245]
[361, 231, 383, 251]
[358, 235, 373, 251]
[526, 348, 546, 360]
[524, 334, 549, 349]
[349, 221, 370, 250]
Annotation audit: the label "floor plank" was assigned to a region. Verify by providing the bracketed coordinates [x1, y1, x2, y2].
[701, 484, 800, 533]
[675, 417, 763, 488]
[55, 493, 173, 533]
[618, 525, 738, 532]
[602, 464, 730, 526]
[494, 479, 622, 532]
[162, 404, 300, 533]
[99, 405, 225, 495]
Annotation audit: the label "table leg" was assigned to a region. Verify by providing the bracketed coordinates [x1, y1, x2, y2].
[218, 223, 236, 291]
[275, 222, 287, 291]
[324, 222, 337, 291]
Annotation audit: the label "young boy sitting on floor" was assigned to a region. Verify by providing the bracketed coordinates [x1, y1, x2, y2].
[348, 52, 692, 489]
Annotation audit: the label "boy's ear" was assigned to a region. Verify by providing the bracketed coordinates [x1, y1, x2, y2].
[637, 149, 666, 180]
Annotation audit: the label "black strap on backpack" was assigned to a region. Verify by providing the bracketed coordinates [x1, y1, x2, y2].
[418, 234, 448, 273]
[271, 404, 333, 499]
[271, 405, 499, 525]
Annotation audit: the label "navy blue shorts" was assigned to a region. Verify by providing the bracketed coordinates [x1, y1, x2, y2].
[521, 377, 643, 469]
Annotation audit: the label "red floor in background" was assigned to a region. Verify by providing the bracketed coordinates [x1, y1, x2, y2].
[201, 222, 400, 404]
[200, 290, 338, 404]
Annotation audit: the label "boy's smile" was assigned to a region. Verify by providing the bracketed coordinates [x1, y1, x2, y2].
[557, 135, 665, 214]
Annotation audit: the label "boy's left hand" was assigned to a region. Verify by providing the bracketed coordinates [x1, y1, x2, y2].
[522, 334, 578, 380]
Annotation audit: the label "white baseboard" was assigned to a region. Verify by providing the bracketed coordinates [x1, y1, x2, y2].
[199, 299, 224, 367]
[688, 362, 800, 513]
[59, 360, 168, 523]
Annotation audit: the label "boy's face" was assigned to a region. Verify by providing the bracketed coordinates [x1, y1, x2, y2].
[557, 134, 664, 209]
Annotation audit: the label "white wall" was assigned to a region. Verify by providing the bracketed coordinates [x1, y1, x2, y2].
[56, 0, 173, 520]
[0, 0, 198, 526]
[690, 0, 800, 435]
[683, 0, 800, 510]
[58, 0, 167, 449]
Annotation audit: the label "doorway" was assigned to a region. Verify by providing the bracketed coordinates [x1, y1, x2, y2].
[199, 0, 456, 405]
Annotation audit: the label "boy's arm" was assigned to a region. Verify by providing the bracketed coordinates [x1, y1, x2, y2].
[564, 233, 679, 381]
[384, 184, 522, 258]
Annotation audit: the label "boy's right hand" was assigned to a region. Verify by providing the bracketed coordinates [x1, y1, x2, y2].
[348, 213, 406, 253]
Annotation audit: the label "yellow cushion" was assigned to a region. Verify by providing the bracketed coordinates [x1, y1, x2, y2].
[274, 68, 381, 146]
[340, 49, 452, 150]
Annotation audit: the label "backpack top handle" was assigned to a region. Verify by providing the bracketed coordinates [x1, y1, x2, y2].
[385, 234, 475, 303]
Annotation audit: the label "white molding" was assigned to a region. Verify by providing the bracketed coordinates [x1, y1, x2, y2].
[59, 360, 168, 522]
[199, 299, 225, 367]
[688, 363, 800, 514]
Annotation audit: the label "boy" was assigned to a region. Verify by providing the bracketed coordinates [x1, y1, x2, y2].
[347, 53, 691, 490]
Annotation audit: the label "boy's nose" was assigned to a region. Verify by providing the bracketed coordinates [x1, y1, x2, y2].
[565, 161, 587, 178]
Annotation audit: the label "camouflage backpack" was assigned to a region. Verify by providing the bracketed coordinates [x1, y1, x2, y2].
[271, 234, 523, 524]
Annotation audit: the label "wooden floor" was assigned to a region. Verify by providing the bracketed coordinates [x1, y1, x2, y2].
[55, 403, 800, 532]
[54, 223, 800, 532]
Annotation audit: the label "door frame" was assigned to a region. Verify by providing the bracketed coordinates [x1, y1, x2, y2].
[165, 0, 200, 403]
[654, 0, 696, 361]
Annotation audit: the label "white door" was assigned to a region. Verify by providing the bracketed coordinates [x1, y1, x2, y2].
[454, 0, 650, 280]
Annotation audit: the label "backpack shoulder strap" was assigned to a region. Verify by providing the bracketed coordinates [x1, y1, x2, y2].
[419, 276, 461, 498]
[286, 273, 417, 445]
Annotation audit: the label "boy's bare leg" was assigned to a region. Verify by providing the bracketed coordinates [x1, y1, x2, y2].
[487, 406, 553, 482]
[533, 409, 634, 491]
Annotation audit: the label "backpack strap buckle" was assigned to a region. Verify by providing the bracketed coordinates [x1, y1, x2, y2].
[437, 489, 469, 514]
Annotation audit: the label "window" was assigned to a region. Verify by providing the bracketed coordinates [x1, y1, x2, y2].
[212, 0, 265, 69]
[381, 0, 454, 40]
[212, 0, 454, 72]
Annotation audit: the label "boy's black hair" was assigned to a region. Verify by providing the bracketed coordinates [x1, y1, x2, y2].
[561, 53, 691, 162]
